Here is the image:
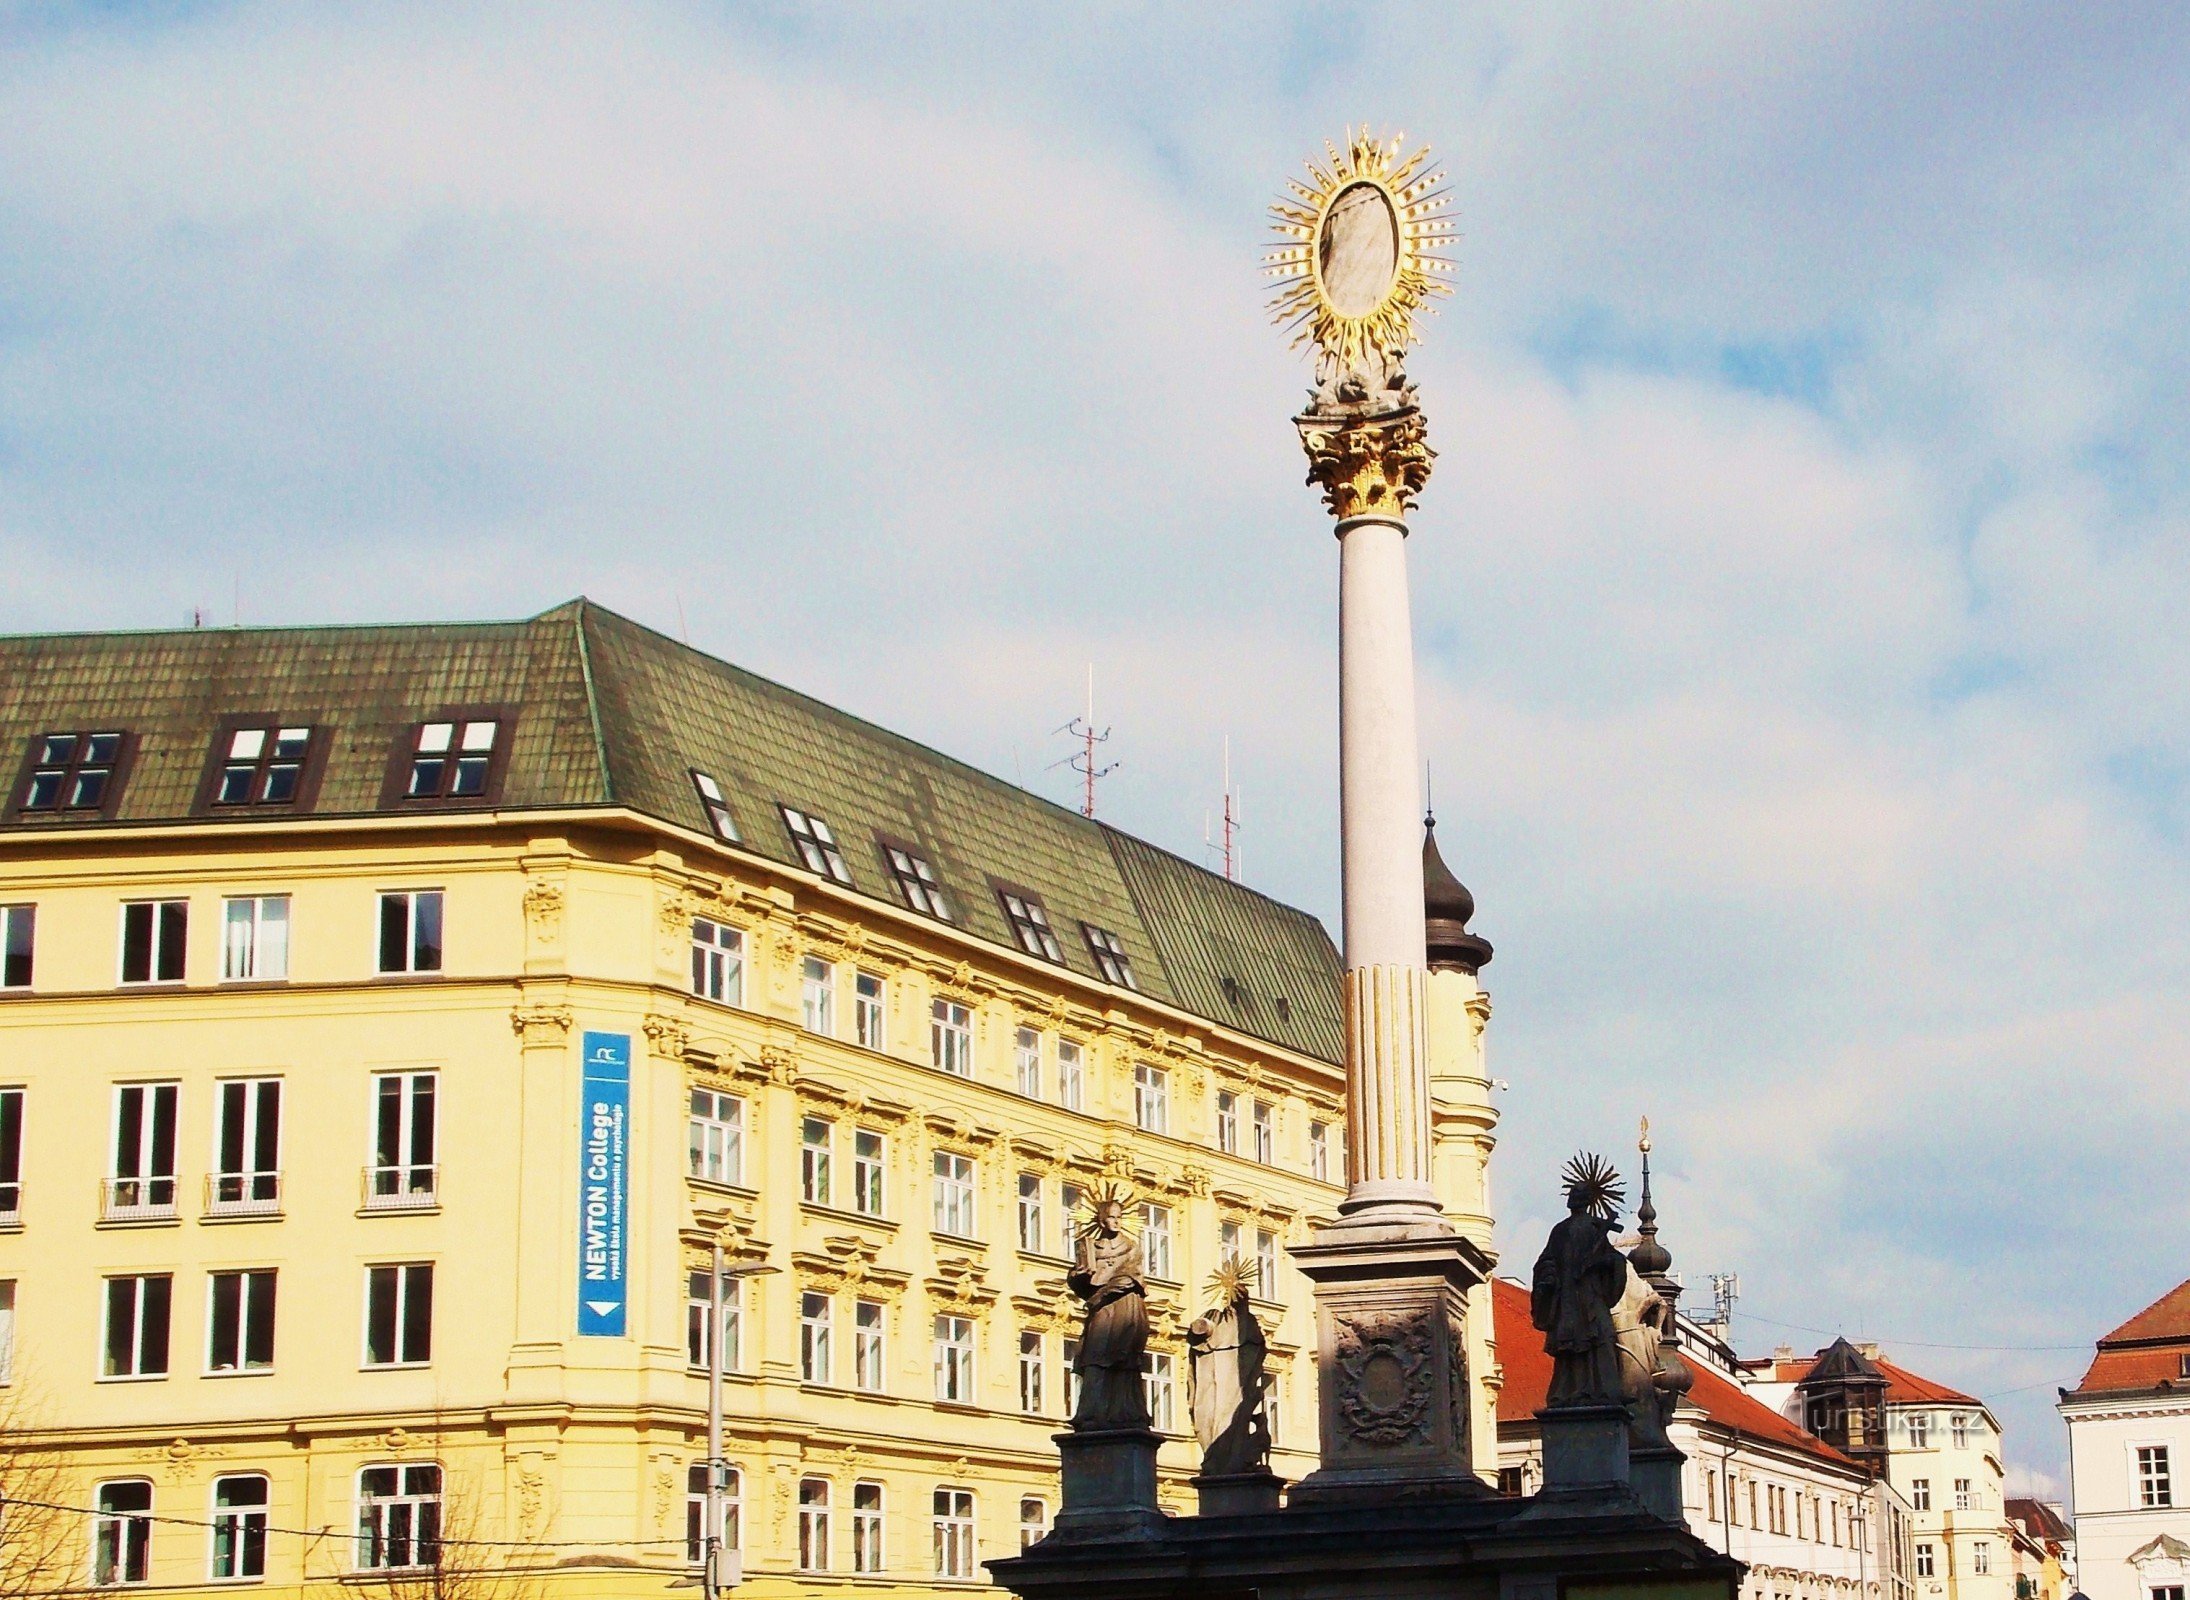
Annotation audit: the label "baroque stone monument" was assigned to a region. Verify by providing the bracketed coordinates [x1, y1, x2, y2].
[1188, 1260, 1282, 1515]
[1052, 1181, 1165, 1536]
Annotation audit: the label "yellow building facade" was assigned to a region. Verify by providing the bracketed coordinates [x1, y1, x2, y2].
[0, 602, 1382, 1600]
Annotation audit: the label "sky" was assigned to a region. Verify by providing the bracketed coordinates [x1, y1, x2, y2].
[5, 0, 2189, 1492]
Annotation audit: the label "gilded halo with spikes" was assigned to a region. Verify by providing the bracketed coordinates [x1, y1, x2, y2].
[1560, 1152, 1627, 1221]
[1205, 1256, 1252, 1307]
[1265, 126, 1457, 373]
[1070, 1179, 1138, 1241]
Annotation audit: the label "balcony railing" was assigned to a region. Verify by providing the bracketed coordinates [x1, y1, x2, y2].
[0, 1179, 19, 1226]
[204, 1171, 283, 1218]
[102, 1175, 179, 1221]
[362, 1164, 439, 1211]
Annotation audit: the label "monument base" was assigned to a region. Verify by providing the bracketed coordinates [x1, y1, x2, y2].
[1193, 1469, 1285, 1517]
[1051, 1428, 1168, 1540]
[1630, 1444, 1687, 1522]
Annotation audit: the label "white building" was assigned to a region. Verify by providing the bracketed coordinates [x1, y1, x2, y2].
[2060, 1278, 2190, 1600]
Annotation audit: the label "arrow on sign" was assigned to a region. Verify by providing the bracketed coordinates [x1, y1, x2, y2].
[586, 1300, 622, 1318]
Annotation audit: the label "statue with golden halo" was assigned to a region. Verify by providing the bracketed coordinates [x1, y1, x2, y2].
[1067, 1181, 1150, 1430]
[1530, 1153, 1631, 1407]
[1188, 1257, 1272, 1476]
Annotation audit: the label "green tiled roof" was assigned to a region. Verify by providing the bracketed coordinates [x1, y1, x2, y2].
[0, 600, 1343, 1063]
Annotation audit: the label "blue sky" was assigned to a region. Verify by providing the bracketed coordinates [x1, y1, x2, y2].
[6, 1, 2190, 1490]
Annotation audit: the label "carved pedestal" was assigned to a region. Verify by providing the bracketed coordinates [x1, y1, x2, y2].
[1052, 1428, 1169, 1540]
[1286, 1224, 1493, 1504]
[1192, 1469, 1284, 1518]
[1515, 1402, 1645, 1523]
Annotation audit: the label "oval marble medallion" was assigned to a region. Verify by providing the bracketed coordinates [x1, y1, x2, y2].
[1317, 181, 1400, 319]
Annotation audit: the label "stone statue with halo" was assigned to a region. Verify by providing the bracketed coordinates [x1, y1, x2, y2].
[1530, 1153, 1630, 1406]
[1067, 1181, 1151, 1430]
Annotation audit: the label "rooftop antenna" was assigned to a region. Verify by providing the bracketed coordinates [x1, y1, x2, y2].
[1051, 664, 1119, 819]
[1202, 736, 1244, 880]
[1707, 1272, 1741, 1343]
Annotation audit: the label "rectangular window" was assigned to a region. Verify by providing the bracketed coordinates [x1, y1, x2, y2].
[1, 904, 34, 989]
[1915, 1545, 1935, 1579]
[108, 1083, 179, 1217]
[1255, 1228, 1279, 1301]
[1061, 1183, 1087, 1238]
[0, 1281, 14, 1384]
[1251, 1100, 1274, 1164]
[691, 770, 739, 842]
[0, 1088, 21, 1225]
[999, 889, 1063, 962]
[802, 1117, 833, 1206]
[1146, 1351, 1176, 1432]
[1020, 1329, 1046, 1415]
[801, 1292, 834, 1384]
[102, 1275, 172, 1378]
[853, 1129, 886, 1216]
[210, 1474, 268, 1580]
[1018, 1174, 1045, 1253]
[1910, 1478, 1929, 1510]
[933, 1152, 977, 1239]
[1309, 1119, 1332, 1182]
[688, 1090, 744, 1187]
[1266, 1374, 1282, 1448]
[1057, 1039, 1084, 1111]
[1220, 1220, 1243, 1271]
[1907, 1412, 1931, 1448]
[206, 1269, 276, 1373]
[93, 1480, 152, 1586]
[363, 1264, 433, 1366]
[1215, 1091, 1239, 1154]
[931, 1000, 973, 1077]
[1064, 1335, 1083, 1417]
[854, 1300, 886, 1392]
[1020, 1497, 1047, 1552]
[685, 1464, 741, 1562]
[376, 890, 442, 975]
[357, 1463, 442, 1569]
[854, 971, 886, 1049]
[690, 919, 744, 1005]
[782, 807, 852, 884]
[884, 841, 953, 921]
[934, 1488, 975, 1579]
[120, 900, 188, 985]
[368, 1073, 438, 1207]
[802, 956, 836, 1036]
[934, 1315, 975, 1403]
[1952, 1414, 1970, 1448]
[1974, 1542, 1991, 1576]
[798, 1479, 831, 1572]
[853, 1482, 884, 1573]
[686, 1272, 742, 1372]
[212, 1077, 282, 1212]
[1141, 1203, 1172, 1279]
[215, 727, 311, 807]
[403, 718, 498, 800]
[2142, 1446, 2175, 1508]
[1014, 1026, 1042, 1097]
[23, 730, 125, 814]
[1133, 1064, 1168, 1135]
[1082, 924, 1136, 988]
[1954, 1477, 1971, 1512]
[1498, 1466, 1526, 1499]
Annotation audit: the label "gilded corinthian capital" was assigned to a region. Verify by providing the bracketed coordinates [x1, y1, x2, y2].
[1294, 373, 1436, 523]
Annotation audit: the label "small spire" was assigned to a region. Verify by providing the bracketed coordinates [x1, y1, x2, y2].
[1629, 1115, 1674, 1279]
[1422, 815, 1493, 974]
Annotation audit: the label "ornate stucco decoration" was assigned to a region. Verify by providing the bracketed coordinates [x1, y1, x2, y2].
[642, 1014, 690, 1060]
[521, 879, 565, 938]
[510, 1004, 574, 1041]
[1296, 391, 1435, 522]
[1332, 1309, 1434, 1446]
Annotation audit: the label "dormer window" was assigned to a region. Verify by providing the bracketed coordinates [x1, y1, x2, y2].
[781, 807, 850, 884]
[691, 772, 739, 842]
[18, 731, 126, 813]
[403, 719, 499, 801]
[214, 727, 312, 805]
[998, 887, 1062, 962]
[1083, 924, 1136, 990]
[882, 840, 952, 923]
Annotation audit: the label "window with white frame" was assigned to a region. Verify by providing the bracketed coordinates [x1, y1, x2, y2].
[1019, 1496, 1048, 1551]
[933, 1152, 977, 1238]
[22, 730, 124, 814]
[376, 890, 442, 975]
[1015, 1027, 1042, 1097]
[1906, 1411, 1931, 1448]
[206, 1270, 276, 1373]
[1951, 1413, 1970, 1449]
[686, 1271, 742, 1372]
[210, 1473, 268, 1580]
[102, 1275, 172, 1378]
[999, 889, 1063, 962]
[0, 904, 32, 989]
[801, 1292, 834, 1384]
[934, 1315, 975, 1403]
[690, 918, 743, 1006]
[402, 718, 497, 800]
[363, 1263, 433, 1367]
[802, 956, 836, 1036]
[1020, 1329, 1046, 1414]
[781, 807, 852, 883]
[688, 1089, 744, 1187]
[690, 770, 740, 842]
[1146, 1350, 1177, 1432]
[1215, 1090, 1239, 1153]
[214, 727, 312, 807]
[853, 1482, 884, 1573]
[1309, 1119, 1332, 1183]
[1256, 1228, 1279, 1300]
[1251, 1100, 1274, 1164]
[1141, 1203, 1172, 1280]
[1266, 1373, 1282, 1448]
[1061, 1182, 1087, 1241]
[212, 1077, 282, 1210]
[855, 971, 887, 1049]
[798, 1479, 831, 1572]
[1915, 1544, 1935, 1579]
[931, 1000, 973, 1077]
[1954, 1477, 1971, 1511]
[370, 1073, 438, 1206]
[0, 1281, 15, 1384]
[853, 1129, 886, 1217]
[109, 1082, 178, 1216]
[1132, 1064, 1168, 1135]
[93, 1479, 152, 1587]
[1219, 1220, 1243, 1273]
[854, 1300, 886, 1392]
[1017, 1173, 1045, 1253]
[356, 1463, 441, 1570]
[1057, 1038, 1084, 1111]
[802, 1117, 833, 1206]
[1064, 1336, 1083, 1417]
[884, 842, 952, 921]
[2142, 1446, 2175, 1508]
[1974, 1541, 1991, 1576]
[684, 1465, 721, 1563]
[934, 1488, 976, 1579]
[220, 895, 289, 982]
[1082, 924, 1136, 988]
[119, 900, 188, 985]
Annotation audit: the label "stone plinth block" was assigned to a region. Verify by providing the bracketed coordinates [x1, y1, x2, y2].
[1539, 1403, 1632, 1493]
[1193, 1470, 1285, 1518]
[1630, 1444, 1687, 1524]
[1052, 1428, 1169, 1540]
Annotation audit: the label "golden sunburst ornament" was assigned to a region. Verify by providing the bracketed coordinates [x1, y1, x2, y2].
[1070, 1179, 1137, 1241]
[1265, 126, 1456, 373]
[1205, 1256, 1252, 1307]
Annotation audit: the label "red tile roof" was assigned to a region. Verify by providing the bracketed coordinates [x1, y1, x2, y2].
[2006, 1498, 2073, 1544]
[2099, 1279, 2190, 1346]
[2069, 1278, 2190, 1396]
[1490, 1279, 1860, 1470]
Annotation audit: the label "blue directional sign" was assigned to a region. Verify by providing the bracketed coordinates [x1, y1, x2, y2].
[576, 1031, 631, 1337]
